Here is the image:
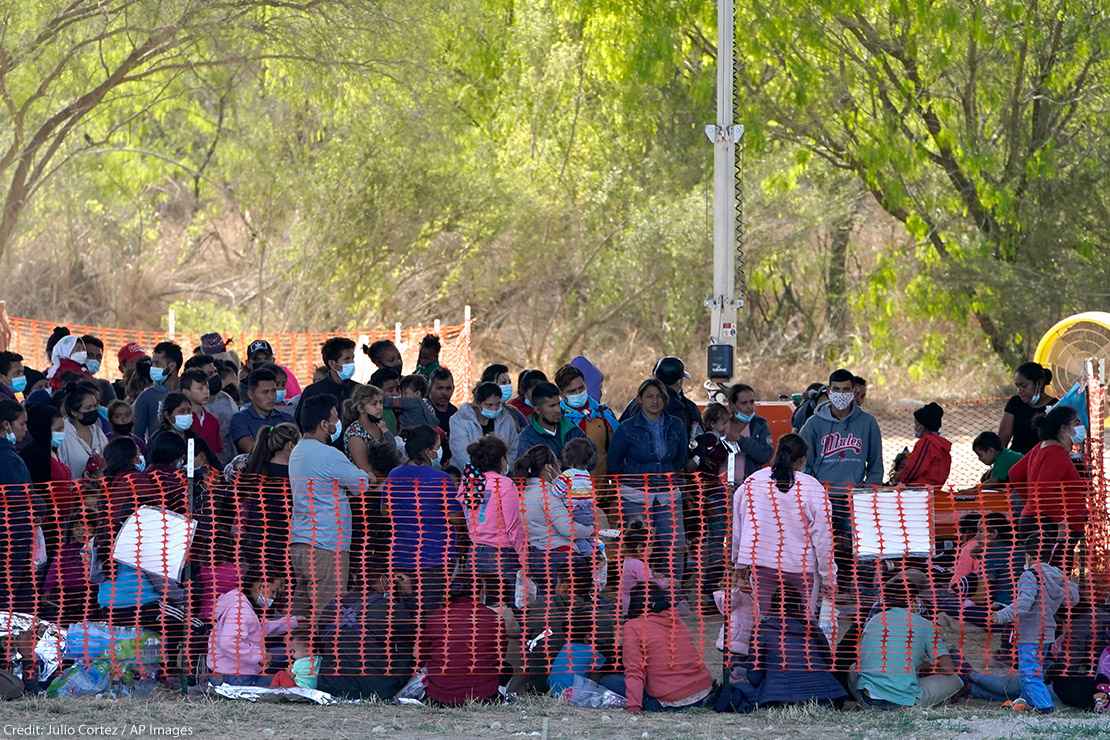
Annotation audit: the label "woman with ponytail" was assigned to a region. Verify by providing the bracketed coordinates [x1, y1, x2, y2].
[1000, 362, 1058, 454]
[731, 433, 835, 617]
[456, 434, 525, 606]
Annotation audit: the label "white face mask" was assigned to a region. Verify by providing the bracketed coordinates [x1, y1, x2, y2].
[828, 391, 854, 411]
[254, 592, 274, 609]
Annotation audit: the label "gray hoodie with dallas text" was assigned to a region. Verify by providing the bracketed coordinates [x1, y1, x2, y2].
[798, 401, 884, 486]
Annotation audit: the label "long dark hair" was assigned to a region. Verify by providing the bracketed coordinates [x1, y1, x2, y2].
[771, 433, 808, 492]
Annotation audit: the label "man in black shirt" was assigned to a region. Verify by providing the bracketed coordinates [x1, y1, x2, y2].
[428, 367, 457, 463]
[295, 337, 360, 442]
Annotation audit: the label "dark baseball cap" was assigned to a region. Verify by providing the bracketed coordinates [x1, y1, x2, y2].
[247, 339, 273, 359]
[653, 356, 690, 385]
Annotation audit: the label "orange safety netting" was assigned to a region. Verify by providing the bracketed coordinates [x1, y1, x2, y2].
[0, 472, 1107, 702]
[0, 310, 474, 404]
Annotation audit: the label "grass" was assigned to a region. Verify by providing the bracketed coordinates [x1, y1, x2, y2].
[0, 695, 1106, 739]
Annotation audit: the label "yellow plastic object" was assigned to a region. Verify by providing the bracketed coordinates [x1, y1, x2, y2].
[1034, 311, 1110, 396]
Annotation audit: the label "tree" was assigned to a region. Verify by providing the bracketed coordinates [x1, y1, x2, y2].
[558, 0, 1110, 367]
[0, 0, 392, 262]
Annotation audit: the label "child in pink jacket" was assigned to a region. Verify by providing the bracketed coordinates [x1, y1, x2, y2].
[458, 435, 526, 606]
[731, 433, 835, 617]
[207, 574, 297, 685]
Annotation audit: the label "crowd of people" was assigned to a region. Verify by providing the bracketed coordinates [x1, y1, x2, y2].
[0, 328, 1106, 714]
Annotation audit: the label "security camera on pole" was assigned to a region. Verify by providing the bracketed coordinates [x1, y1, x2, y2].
[705, 0, 742, 384]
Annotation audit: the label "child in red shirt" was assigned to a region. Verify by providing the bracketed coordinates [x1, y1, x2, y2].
[181, 369, 223, 457]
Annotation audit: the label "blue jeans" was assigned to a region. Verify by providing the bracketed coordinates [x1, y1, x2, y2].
[527, 547, 571, 599]
[649, 486, 686, 584]
[473, 544, 521, 605]
[967, 671, 1023, 702]
[1018, 643, 1054, 711]
[595, 673, 709, 711]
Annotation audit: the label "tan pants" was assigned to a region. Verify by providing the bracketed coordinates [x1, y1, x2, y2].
[291, 543, 349, 620]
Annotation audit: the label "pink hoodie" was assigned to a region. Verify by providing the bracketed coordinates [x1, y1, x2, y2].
[207, 589, 296, 676]
[457, 472, 526, 559]
[731, 467, 836, 583]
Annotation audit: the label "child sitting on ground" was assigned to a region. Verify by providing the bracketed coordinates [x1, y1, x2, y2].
[207, 573, 297, 686]
[991, 529, 1080, 713]
[270, 629, 321, 689]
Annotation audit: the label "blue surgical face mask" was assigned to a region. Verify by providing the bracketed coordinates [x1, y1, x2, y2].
[51, 431, 66, 449]
[330, 418, 343, 442]
[135, 455, 147, 473]
[98, 405, 109, 422]
[338, 362, 356, 381]
[499, 384, 513, 402]
[3, 431, 15, 445]
[524, 397, 534, 408]
[149, 366, 166, 384]
[1072, 424, 1087, 444]
[480, 406, 501, 420]
[85, 359, 101, 376]
[432, 446, 443, 465]
[173, 414, 193, 431]
[565, 392, 589, 410]
[735, 411, 755, 424]
[275, 389, 287, 403]
[10, 376, 26, 393]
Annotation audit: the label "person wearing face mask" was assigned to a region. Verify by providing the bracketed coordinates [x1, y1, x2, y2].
[112, 342, 149, 403]
[851, 574, 963, 708]
[342, 384, 399, 477]
[77, 334, 116, 405]
[889, 402, 952, 488]
[46, 334, 94, 392]
[133, 341, 183, 442]
[449, 382, 522, 469]
[1000, 362, 1059, 454]
[20, 403, 72, 485]
[383, 425, 463, 617]
[364, 339, 404, 372]
[289, 394, 370, 618]
[57, 382, 109, 479]
[206, 573, 297, 686]
[479, 364, 526, 430]
[184, 354, 237, 465]
[554, 364, 619, 476]
[1008, 405, 1088, 537]
[508, 369, 548, 421]
[0, 351, 26, 403]
[150, 391, 195, 452]
[295, 337, 360, 446]
[798, 368, 884, 488]
[0, 399, 34, 611]
[723, 383, 773, 485]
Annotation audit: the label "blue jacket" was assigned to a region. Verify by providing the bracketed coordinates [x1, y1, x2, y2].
[514, 414, 586, 463]
[734, 416, 774, 476]
[607, 411, 688, 476]
[747, 617, 846, 706]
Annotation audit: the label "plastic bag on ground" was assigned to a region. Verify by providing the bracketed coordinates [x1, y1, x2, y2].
[394, 668, 426, 701]
[560, 675, 626, 709]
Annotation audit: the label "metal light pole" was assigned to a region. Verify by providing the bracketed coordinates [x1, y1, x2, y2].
[705, 0, 742, 382]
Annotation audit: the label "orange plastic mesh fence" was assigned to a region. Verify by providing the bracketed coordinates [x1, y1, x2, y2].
[1, 314, 473, 404]
[0, 472, 1106, 701]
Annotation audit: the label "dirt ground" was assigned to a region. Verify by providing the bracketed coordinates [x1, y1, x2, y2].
[1, 694, 1108, 739]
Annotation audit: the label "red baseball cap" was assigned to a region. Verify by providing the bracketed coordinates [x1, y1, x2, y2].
[117, 342, 148, 366]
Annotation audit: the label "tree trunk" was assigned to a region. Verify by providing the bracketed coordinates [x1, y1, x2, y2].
[825, 195, 862, 351]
